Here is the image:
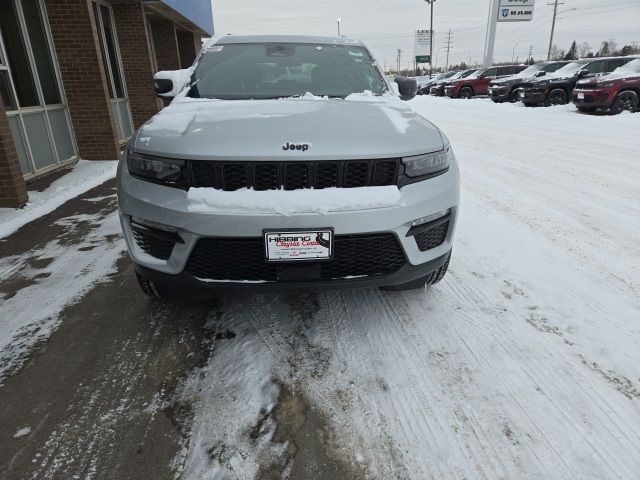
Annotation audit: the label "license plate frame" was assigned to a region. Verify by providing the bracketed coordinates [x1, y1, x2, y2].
[577, 92, 585, 100]
[264, 228, 334, 263]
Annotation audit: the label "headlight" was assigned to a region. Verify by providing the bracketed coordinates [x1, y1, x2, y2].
[596, 82, 615, 88]
[402, 146, 452, 178]
[127, 151, 186, 185]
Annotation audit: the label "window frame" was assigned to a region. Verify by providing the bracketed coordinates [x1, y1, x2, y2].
[0, 0, 77, 178]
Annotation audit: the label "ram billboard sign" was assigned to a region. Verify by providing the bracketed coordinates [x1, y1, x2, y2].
[498, 0, 535, 22]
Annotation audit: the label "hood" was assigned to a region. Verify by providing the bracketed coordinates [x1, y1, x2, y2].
[134, 95, 445, 161]
[580, 71, 640, 83]
[491, 72, 539, 86]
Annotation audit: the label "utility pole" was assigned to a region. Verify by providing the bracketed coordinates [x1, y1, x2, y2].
[337, 17, 341, 37]
[425, 0, 437, 74]
[397, 49, 402, 74]
[444, 29, 454, 71]
[547, 0, 564, 60]
[528, 45, 533, 64]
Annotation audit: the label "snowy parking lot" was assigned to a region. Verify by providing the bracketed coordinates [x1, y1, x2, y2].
[1, 96, 639, 479]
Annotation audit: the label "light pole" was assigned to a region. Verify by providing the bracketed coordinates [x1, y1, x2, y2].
[424, 0, 437, 74]
[512, 41, 524, 63]
[547, 5, 577, 60]
[337, 17, 341, 37]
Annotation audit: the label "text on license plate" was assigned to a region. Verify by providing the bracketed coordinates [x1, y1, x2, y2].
[577, 93, 585, 99]
[264, 229, 333, 262]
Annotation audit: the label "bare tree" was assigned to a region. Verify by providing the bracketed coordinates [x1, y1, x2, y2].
[550, 44, 564, 60]
[578, 42, 592, 58]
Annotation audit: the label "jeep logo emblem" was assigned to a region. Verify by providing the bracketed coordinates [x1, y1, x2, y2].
[282, 142, 311, 152]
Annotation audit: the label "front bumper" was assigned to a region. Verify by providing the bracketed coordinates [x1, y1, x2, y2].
[444, 86, 459, 98]
[430, 85, 445, 96]
[488, 86, 509, 101]
[519, 88, 545, 104]
[117, 157, 460, 288]
[571, 89, 614, 109]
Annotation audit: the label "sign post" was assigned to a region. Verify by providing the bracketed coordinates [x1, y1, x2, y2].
[484, 0, 536, 67]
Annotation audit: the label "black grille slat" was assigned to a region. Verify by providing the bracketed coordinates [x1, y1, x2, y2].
[284, 163, 310, 190]
[414, 220, 449, 252]
[132, 227, 176, 260]
[222, 163, 249, 191]
[185, 233, 405, 282]
[315, 162, 339, 189]
[373, 160, 399, 186]
[187, 159, 399, 191]
[344, 161, 370, 188]
[254, 163, 279, 191]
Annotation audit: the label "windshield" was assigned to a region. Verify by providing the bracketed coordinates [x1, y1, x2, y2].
[553, 60, 589, 75]
[518, 64, 543, 76]
[191, 43, 387, 100]
[612, 58, 640, 74]
[466, 69, 485, 79]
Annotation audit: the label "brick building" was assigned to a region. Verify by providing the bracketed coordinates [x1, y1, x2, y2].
[0, 0, 213, 207]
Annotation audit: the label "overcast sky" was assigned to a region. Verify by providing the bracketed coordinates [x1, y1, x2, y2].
[211, 0, 639, 69]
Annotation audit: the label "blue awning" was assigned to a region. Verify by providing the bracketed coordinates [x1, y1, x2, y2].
[159, 0, 214, 35]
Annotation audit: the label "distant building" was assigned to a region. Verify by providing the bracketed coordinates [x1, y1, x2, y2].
[0, 0, 214, 207]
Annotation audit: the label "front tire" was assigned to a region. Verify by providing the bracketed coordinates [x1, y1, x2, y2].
[610, 90, 639, 115]
[508, 89, 520, 103]
[459, 87, 474, 99]
[545, 88, 568, 106]
[136, 270, 171, 299]
[381, 253, 451, 291]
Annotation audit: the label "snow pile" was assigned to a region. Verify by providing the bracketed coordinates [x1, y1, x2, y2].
[187, 186, 403, 216]
[0, 160, 117, 239]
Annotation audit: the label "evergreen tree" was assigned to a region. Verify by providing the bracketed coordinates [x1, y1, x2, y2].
[564, 41, 578, 60]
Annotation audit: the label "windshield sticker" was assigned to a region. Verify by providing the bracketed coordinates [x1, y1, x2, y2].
[207, 45, 223, 52]
[348, 50, 364, 57]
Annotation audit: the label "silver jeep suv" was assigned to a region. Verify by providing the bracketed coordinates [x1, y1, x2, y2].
[117, 35, 460, 299]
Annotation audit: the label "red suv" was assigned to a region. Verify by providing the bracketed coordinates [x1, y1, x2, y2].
[445, 65, 527, 99]
[572, 58, 640, 114]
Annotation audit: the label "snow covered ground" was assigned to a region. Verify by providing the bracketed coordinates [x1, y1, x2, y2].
[1, 97, 639, 479]
[0, 159, 117, 239]
[176, 98, 640, 479]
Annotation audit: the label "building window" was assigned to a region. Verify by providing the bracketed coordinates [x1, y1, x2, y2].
[20, 0, 61, 105]
[0, 0, 77, 177]
[92, 0, 133, 142]
[0, 1, 39, 108]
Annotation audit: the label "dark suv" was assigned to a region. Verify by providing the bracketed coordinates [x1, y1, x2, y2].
[445, 65, 527, 99]
[519, 57, 635, 107]
[417, 71, 457, 95]
[572, 58, 640, 114]
[430, 69, 476, 96]
[488, 61, 569, 103]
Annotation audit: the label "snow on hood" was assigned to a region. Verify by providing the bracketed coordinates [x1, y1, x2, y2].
[135, 94, 444, 160]
[186, 186, 403, 216]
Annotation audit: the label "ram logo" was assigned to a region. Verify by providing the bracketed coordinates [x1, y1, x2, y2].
[282, 142, 311, 152]
[501, 8, 510, 17]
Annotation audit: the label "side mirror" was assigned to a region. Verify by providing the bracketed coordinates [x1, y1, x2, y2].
[394, 76, 418, 101]
[154, 78, 173, 96]
[153, 68, 192, 99]
[577, 69, 590, 77]
[534, 71, 546, 77]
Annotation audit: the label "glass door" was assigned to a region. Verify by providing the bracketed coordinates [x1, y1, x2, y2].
[0, 0, 78, 179]
[92, 0, 133, 143]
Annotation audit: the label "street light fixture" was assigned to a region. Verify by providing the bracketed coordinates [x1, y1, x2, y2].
[512, 41, 524, 63]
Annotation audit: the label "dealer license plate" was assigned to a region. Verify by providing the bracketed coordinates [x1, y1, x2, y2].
[577, 92, 585, 100]
[264, 229, 333, 262]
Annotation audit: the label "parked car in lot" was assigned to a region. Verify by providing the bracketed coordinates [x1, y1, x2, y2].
[518, 56, 636, 107]
[572, 58, 640, 114]
[430, 69, 476, 96]
[119, 35, 460, 299]
[417, 71, 457, 95]
[488, 61, 569, 103]
[445, 65, 527, 99]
